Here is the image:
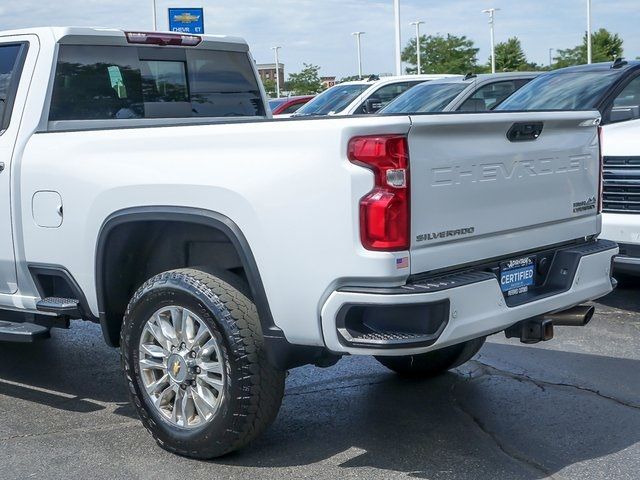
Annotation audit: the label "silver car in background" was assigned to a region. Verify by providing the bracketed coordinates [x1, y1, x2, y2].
[379, 72, 539, 114]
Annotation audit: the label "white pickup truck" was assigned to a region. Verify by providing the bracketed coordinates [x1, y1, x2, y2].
[0, 27, 617, 459]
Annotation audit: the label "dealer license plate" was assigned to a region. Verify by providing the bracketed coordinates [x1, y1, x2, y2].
[500, 257, 536, 296]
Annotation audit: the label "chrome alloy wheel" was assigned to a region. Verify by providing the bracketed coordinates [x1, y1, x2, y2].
[138, 306, 225, 429]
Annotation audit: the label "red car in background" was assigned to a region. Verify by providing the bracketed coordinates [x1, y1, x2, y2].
[269, 95, 315, 116]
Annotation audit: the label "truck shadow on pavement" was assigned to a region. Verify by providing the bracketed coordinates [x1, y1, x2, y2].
[221, 344, 640, 479]
[0, 322, 135, 418]
[0, 309, 638, 479]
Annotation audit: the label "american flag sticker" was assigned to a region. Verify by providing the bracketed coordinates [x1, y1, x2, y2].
[396, 257, 409, 269]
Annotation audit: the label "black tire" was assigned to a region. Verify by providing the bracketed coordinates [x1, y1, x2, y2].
[375, 337, 486, 378]
[121, 268, 285, 459]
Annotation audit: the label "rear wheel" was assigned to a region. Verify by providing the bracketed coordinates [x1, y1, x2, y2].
[375, 337, 486, 378]
[121, 268, 285, 459]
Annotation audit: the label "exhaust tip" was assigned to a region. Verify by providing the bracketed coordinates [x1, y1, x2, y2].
[548, 305, 596, 327]
[583, 306, 595, 326]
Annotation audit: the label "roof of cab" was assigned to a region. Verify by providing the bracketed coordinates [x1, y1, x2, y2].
[0, 27, 249, 50]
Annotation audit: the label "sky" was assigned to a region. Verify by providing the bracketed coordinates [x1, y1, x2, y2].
[0, 0, 638, 78]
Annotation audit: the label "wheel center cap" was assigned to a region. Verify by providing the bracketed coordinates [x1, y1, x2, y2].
[168, 354, 188, 383]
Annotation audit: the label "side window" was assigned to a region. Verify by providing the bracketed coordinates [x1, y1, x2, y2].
[362, 82, 413, 114]
[459, 80, 519, 112]
[0, 43, 28, 130]
[49, 45, 265, 122]
[609, 76, 640, 124]
[281, 102, 305, 114]
[514, 78, 533, 90]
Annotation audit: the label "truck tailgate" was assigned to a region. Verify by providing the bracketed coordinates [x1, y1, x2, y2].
[408, 111, 601, 274]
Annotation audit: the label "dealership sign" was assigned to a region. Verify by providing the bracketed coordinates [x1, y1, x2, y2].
[168, 8, 205, 34]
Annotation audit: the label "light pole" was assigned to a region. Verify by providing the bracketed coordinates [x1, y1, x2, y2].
[352, 32, 365, 79]
[410, 21, 425, 75]
[549, 48, 554, 69]
[151, 0, 157, 30]
[394, 0, 402, 75]
[587, 0, 592, 64]
[271, 46, 282, 98]
[482, 8, 500, 74]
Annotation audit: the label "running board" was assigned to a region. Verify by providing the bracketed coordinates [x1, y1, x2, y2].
[0, 320, 50, 343]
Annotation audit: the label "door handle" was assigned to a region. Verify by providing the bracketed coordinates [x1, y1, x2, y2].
[0, 162, 4, 173]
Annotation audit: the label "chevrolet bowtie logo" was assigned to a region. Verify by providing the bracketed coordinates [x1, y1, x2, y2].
[174, 13, 200, 23]
[171, 359, 181, 377]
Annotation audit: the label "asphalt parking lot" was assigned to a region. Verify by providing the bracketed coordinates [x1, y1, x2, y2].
[1, 285, 639, 480]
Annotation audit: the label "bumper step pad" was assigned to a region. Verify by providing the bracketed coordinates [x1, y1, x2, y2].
[36, 297, 80, 315]
[347, 331, 435, 347]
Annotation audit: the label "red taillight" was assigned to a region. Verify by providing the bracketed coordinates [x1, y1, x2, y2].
[598, 125, 604, 214]
[348, 135, 410, 251]
[125, 32, 202, 46]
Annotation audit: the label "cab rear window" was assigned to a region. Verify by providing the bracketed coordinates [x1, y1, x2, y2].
[49, 45, 265, 121]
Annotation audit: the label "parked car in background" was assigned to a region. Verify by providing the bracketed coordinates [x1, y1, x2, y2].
[268, 95, 314, 116]
[292, 74, 460, 117]
[379, 72, 539, 114]
[497, 60, 640, 275]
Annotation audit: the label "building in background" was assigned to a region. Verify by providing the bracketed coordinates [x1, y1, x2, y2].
[257, 63, 285, 87]
[321, 76, 337, 89]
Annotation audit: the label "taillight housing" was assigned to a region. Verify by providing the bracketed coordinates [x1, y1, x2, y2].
[348, 135, 410, 251]
[598, 125, 604, 214]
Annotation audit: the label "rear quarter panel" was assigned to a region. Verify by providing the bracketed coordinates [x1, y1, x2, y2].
[18, 116, 412, 346]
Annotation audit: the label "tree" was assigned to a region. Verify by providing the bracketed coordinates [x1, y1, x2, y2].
[493, 37, 541, 71]
[262, 79, 277, 98]
[555, 29, 624, 68]
[339, 75, 377, 82]
[285, 64, 324, 95]
[402, 34, 480, 75]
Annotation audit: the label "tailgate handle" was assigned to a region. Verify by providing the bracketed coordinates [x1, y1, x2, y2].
[507, 122, 544, 142]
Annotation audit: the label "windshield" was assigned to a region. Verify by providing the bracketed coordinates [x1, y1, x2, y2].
[497, 71, 623, 111]
[295, 84, 368, 116]
[380, 82, 468, 113]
